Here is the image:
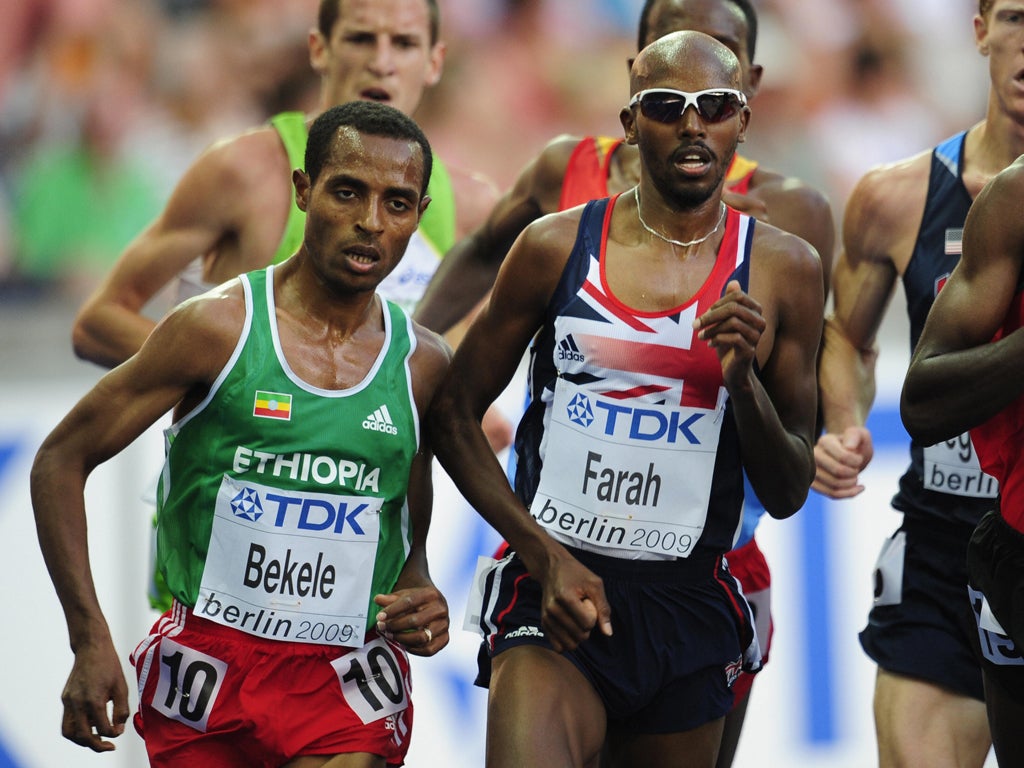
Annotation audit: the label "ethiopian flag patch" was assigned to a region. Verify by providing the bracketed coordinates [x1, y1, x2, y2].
[253, 390, 292, 420]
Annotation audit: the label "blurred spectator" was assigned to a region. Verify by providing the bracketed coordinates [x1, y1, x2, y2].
[806, 14, 947, 209]
[0, 0, 991, 294]
[2, 0, 322, 296]
[0, 0, 54, 106]
[418, 0, 637, 190]
[9, 46, 163, 296]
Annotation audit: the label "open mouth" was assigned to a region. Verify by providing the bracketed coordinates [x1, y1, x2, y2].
[674, 145, 714, 175]
[360, 87, 391, 102]
[346, 244, 380, 264]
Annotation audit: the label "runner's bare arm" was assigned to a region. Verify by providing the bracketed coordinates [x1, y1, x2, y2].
[72, 130, 289, 367]
[428, 214, 612, 651]
[32, 289, 243, 750]
[376, 327, 452, 656]
[414, 136, 578, 334]
[902, 160, 1024, 444]
[697, 231, 823, 517]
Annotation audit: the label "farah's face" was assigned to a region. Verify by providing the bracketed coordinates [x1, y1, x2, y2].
[642, 0, 760, 98]
[976, 0, 1024, 121]
[311, 0, 444, 117]
[295, 129, 427, 294]
[622, 46, 749, 209]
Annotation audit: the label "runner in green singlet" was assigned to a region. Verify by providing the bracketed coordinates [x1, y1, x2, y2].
[31, 100, 452, 765]
[67, 0, 506, 613]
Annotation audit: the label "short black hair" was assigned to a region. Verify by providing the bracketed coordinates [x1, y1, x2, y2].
[304, 101, 433, 196]
[637, 0, 758, 60]
[318, 0, 440, 46]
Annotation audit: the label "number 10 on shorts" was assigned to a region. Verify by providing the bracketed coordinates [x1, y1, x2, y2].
[152, 637, 228, 732]
[333, 637, 410, 724]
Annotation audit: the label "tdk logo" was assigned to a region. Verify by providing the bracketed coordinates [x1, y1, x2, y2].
[363, 404, 398, 435]
[556, 335, 585, 363]
[232, 487, 368, 535]
[592, 400, 704, 445]
[231, 487, 265, 522]
[566, 392, 594, 427]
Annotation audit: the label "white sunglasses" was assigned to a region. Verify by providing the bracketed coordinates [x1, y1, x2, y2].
[629, 88, 747, 124]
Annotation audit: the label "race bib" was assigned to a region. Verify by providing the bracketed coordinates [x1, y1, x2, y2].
[151, 637, 227, 732]
[923, 433, 998, 499]
[968, 586, 1024, 667]
[531, 379, 725, 557]
[196, 475, 381, 645]
[333, 637, 411, 723]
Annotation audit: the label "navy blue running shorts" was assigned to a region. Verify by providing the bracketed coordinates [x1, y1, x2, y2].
[476, 546, 759, 734]
[859, 515, 984, 700]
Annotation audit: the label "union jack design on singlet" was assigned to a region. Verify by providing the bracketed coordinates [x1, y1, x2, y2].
[553, 251, 732, 411]
[516, 194, 754, 560]
[540, 193, 753, 406]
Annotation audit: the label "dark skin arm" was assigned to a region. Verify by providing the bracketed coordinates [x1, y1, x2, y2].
[413, 136, 578, 334]
[31, 289, 244, 752]
[427, 213, 614, 653]
[901, 157, 1024, 444]
[699, 228, 824, 517]
[374, 325, 453, 655]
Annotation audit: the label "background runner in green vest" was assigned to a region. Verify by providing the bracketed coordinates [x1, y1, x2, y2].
[30, 101, 452, 766]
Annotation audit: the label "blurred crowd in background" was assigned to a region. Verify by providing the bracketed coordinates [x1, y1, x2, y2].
[0, 0, 988, 302]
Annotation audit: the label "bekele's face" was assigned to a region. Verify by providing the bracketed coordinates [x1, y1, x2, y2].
[312, 0, 444, 117]
[296, 129, 426, 295]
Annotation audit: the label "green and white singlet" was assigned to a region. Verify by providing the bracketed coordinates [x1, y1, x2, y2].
[156, 265, 420, 644]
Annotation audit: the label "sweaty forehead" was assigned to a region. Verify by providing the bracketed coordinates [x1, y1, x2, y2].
[323, 128, 425, 192]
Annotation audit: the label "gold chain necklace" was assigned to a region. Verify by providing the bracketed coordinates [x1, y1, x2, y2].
[634, 186, 725, 248]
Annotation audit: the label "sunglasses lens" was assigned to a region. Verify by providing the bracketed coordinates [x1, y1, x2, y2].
[696, 93, 738, 123]
[639, 94, 682, 123]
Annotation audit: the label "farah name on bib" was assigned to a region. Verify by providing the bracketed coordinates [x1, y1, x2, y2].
[531, 380, 725, 557]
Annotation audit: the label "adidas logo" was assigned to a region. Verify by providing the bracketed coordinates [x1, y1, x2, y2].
[504, 625, 545, 640]
[556, 334, 584, 362]
[362, 405, 399, 435]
